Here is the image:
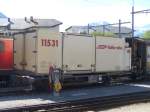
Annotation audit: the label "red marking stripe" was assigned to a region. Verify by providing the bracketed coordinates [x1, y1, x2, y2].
[41, 39, 58, 47]
[96, 45, 122, 50]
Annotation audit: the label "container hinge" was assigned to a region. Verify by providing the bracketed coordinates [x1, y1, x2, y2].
[91, 64, 95, 67]
[14, 38, 16, 40]
[32, 51, 37, 53]
[14, 64, 16, 66]
[14, 50, 16, 53]
[20, 62, 27, 66]
[77, 64, 82, 67]
[32, 65, 36, 68]
[32, 36, 37, 38]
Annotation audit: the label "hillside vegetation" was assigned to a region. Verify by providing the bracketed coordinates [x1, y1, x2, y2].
[91, 31, 115, 37]
[143, 30, 150, 39]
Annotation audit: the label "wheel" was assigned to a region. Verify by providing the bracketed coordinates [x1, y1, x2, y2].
[129, 75, 137, 81]
[102, 76, 111, 85]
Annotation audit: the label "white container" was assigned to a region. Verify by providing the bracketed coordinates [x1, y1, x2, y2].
[14, 31, 131, 76]
[63, 34, 95, 73]
[95, 36, 131, 72]
[14, 27, 61, 75]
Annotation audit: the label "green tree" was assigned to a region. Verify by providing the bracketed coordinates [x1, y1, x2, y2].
[91, 31, 115, 37]
[143, 30, 150, 39]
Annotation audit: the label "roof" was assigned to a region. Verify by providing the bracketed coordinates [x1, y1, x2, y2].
[66, 25, 132, 34]
[0, 12, 7, 18]
[65, 26, 88, 31]
[10, 19, 31, 30]
[104, 26, 132, 34]
[0, 18, 9, 27]
[11, 18, 62, 30]
[0, 18, 62, 30]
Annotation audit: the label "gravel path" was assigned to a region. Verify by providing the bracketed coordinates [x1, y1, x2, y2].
[100, 102, 150, 112]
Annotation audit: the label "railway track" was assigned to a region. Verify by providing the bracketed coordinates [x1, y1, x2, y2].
[47, 91, 150, 112]
[1, 91, 150, 112]
[0, 86, 34, 97]
[0, 79, 127, 97]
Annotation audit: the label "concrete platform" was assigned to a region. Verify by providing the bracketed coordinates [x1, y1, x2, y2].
[1, 81, 150, 109]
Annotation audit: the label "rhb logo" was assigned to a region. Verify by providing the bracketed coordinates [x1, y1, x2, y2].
[96, 45, 122, 50]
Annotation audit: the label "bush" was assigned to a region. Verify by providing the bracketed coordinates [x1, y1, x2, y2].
[143, 30, 150, 39]
[91, 31, 115, 37]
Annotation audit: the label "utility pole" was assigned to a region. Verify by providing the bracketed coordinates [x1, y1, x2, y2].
[87, 24, 90, 34]
[131, 0, 150, 38]
[119, 19, 121, 38]
[132, 8, 150, 37]
[89, 21, 130, 37]
[103, 25, 105, 36]
[132, 6, 134, 38]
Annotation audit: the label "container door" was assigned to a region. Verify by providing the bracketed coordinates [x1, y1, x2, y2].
[0, 39, 13, 70]
[123, 48, 131, 71]
[63, 35, 95, 73]
[14, 34, 24, 70]
[37, 29, 61, 74]
[25, 31, 37, 72]
[96, 37, 125, 72]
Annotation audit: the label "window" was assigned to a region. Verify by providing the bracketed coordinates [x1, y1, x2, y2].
[0, 41, 4, 52]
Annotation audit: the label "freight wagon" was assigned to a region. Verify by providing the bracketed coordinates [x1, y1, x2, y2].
[13, 19, 132, 89]
[0, 18, 149, 92]
[0, 38, 13, 72]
